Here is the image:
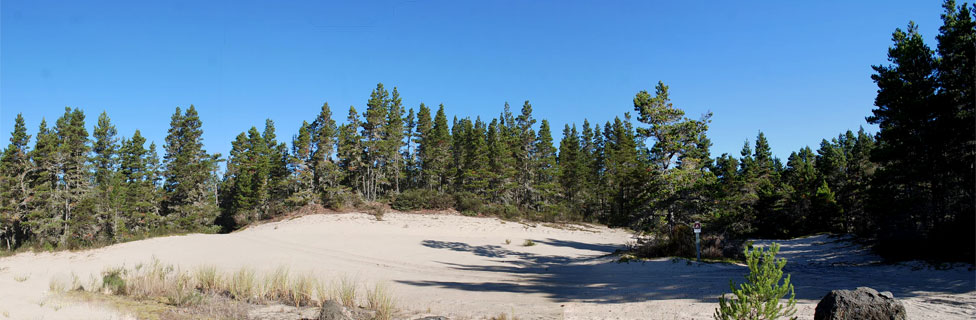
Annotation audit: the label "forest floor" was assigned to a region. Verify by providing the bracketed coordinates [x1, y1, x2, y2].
[0, 212, 973, 319]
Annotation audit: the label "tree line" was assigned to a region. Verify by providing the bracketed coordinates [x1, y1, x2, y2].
[1, 1, 971, 262]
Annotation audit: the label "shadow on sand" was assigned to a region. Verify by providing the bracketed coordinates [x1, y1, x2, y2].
[402, 236, 975, 304]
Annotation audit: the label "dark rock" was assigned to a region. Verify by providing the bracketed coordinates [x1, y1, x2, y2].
[318, 300, 353, 320]
[815, 287, 907, 320]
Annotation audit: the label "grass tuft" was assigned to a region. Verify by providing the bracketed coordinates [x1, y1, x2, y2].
[522, 239, 536, 247]
[194, 265, 221, 294]
[365, 282, 396, 320]
[229, 267, 258, 302]
[334, 276, 358, 308]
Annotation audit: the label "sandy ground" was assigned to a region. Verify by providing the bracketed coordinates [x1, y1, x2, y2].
[0, 212, 973, 320]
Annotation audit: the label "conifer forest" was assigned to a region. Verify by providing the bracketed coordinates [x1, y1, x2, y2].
[1, 1, 973, 264]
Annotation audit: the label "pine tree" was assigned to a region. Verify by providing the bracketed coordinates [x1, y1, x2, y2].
[26, 119, 61, 247]
[632, 82, 712, 232]
[514, 101, 536, 208]
[91, 111, 123, 241]
[385, 87, 406, 194]
[362, 83, 391, 201]
[55, 108, 92, 246]
[486, 118, 516, 204]
[162, 106, 218, 231]
[0, 114, 31, 250]
[532, 120, 558, 211]
[558, 124, 583, 214]
[119, 130, 159, 234]
[868, 3, 975, 261]
[427, 104, 452, 192]
[337, 106, 365, 199]
[288, 120, 315, 206]
[310, 103, 342, 205]
[414, 104, 433, 189]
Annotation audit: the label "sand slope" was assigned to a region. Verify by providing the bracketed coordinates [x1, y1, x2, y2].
[0, 212, 973, 319]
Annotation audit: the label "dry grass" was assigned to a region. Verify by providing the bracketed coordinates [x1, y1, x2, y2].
[48, 260, 394, 319]
[229, 267, 258, 302]
[288, 272, 315, 307]
[365, 282, 396, 320]
[263, 266, 290, 302]
[334, 276, 358, 308]
[194, 265, 221, 294]
[13, 274, 29, 282]
[522, 239, 536, 247]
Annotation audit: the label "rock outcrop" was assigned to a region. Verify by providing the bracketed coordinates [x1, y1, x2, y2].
[814, 287, 907, 320]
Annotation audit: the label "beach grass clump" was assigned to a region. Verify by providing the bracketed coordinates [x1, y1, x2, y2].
[263, 266, 290, 302]
[165, 269, 201, 306]
[366, 282, 396, 320]
[522, 239, 536, 247]
[334, 276, 358, 308]
[288, 272, 315, 307]
[194, 265, 221, 294]
[229, 267, 258, 302]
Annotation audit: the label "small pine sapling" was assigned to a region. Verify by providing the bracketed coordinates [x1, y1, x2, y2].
[714, 242, 796, 320]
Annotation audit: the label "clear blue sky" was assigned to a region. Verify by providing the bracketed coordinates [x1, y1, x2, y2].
[1, 0, 945, 162]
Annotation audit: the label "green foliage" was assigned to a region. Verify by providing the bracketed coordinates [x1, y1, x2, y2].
[714, 243, 796, 320]
[391, 189, 454, 211]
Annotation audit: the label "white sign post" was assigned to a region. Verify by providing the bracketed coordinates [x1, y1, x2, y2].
[693, 222, 701, 262]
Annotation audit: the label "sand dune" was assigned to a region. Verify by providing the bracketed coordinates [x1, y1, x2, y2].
[0, 212, 973, 319]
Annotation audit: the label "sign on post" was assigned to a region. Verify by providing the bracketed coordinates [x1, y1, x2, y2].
[693, 221, 701, 262]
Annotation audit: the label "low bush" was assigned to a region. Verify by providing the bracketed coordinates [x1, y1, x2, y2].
[101, 267, 126, 295]
[454, 192, 485, 215]
[391, 189, 454, 211]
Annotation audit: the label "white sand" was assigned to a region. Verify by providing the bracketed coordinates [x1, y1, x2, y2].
[0, 212, 973, 319]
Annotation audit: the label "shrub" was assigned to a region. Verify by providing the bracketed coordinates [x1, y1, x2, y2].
[102, 267, 126, 295]
[714, 243, 796, 320]
[391, 189, 454, 211]
[454, 192, 484, 214]
[522, 239, 536, 247]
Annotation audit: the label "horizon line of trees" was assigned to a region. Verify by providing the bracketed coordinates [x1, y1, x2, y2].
[0, 1, 971, 262]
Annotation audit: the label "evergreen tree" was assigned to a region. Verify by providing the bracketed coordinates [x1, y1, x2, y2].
[91, 111, 123, 241]
[162, 106, 218, 231]
[310, 103, 343, 205]
[337, 106, 365, 199]
[385, 87, 406, 193]
[26, 119, 61, 247]
[558, 124, 583, 212]
[532, 120, 558, 211]
[514, 101, 537, 208]
[0, 114, 31, 250]
[288, 120, 315, 206]
[426, 104, 452, 192]
[486, 118, 516, 204]
[414, 104, 433, 189]
[868, 3, 975, 261]
[632, 82, 712, 232]
[55, 108, 92, 246]
[119, 130, 159, 234]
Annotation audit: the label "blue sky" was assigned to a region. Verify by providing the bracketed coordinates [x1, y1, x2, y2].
[1, 0, 945, 162]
